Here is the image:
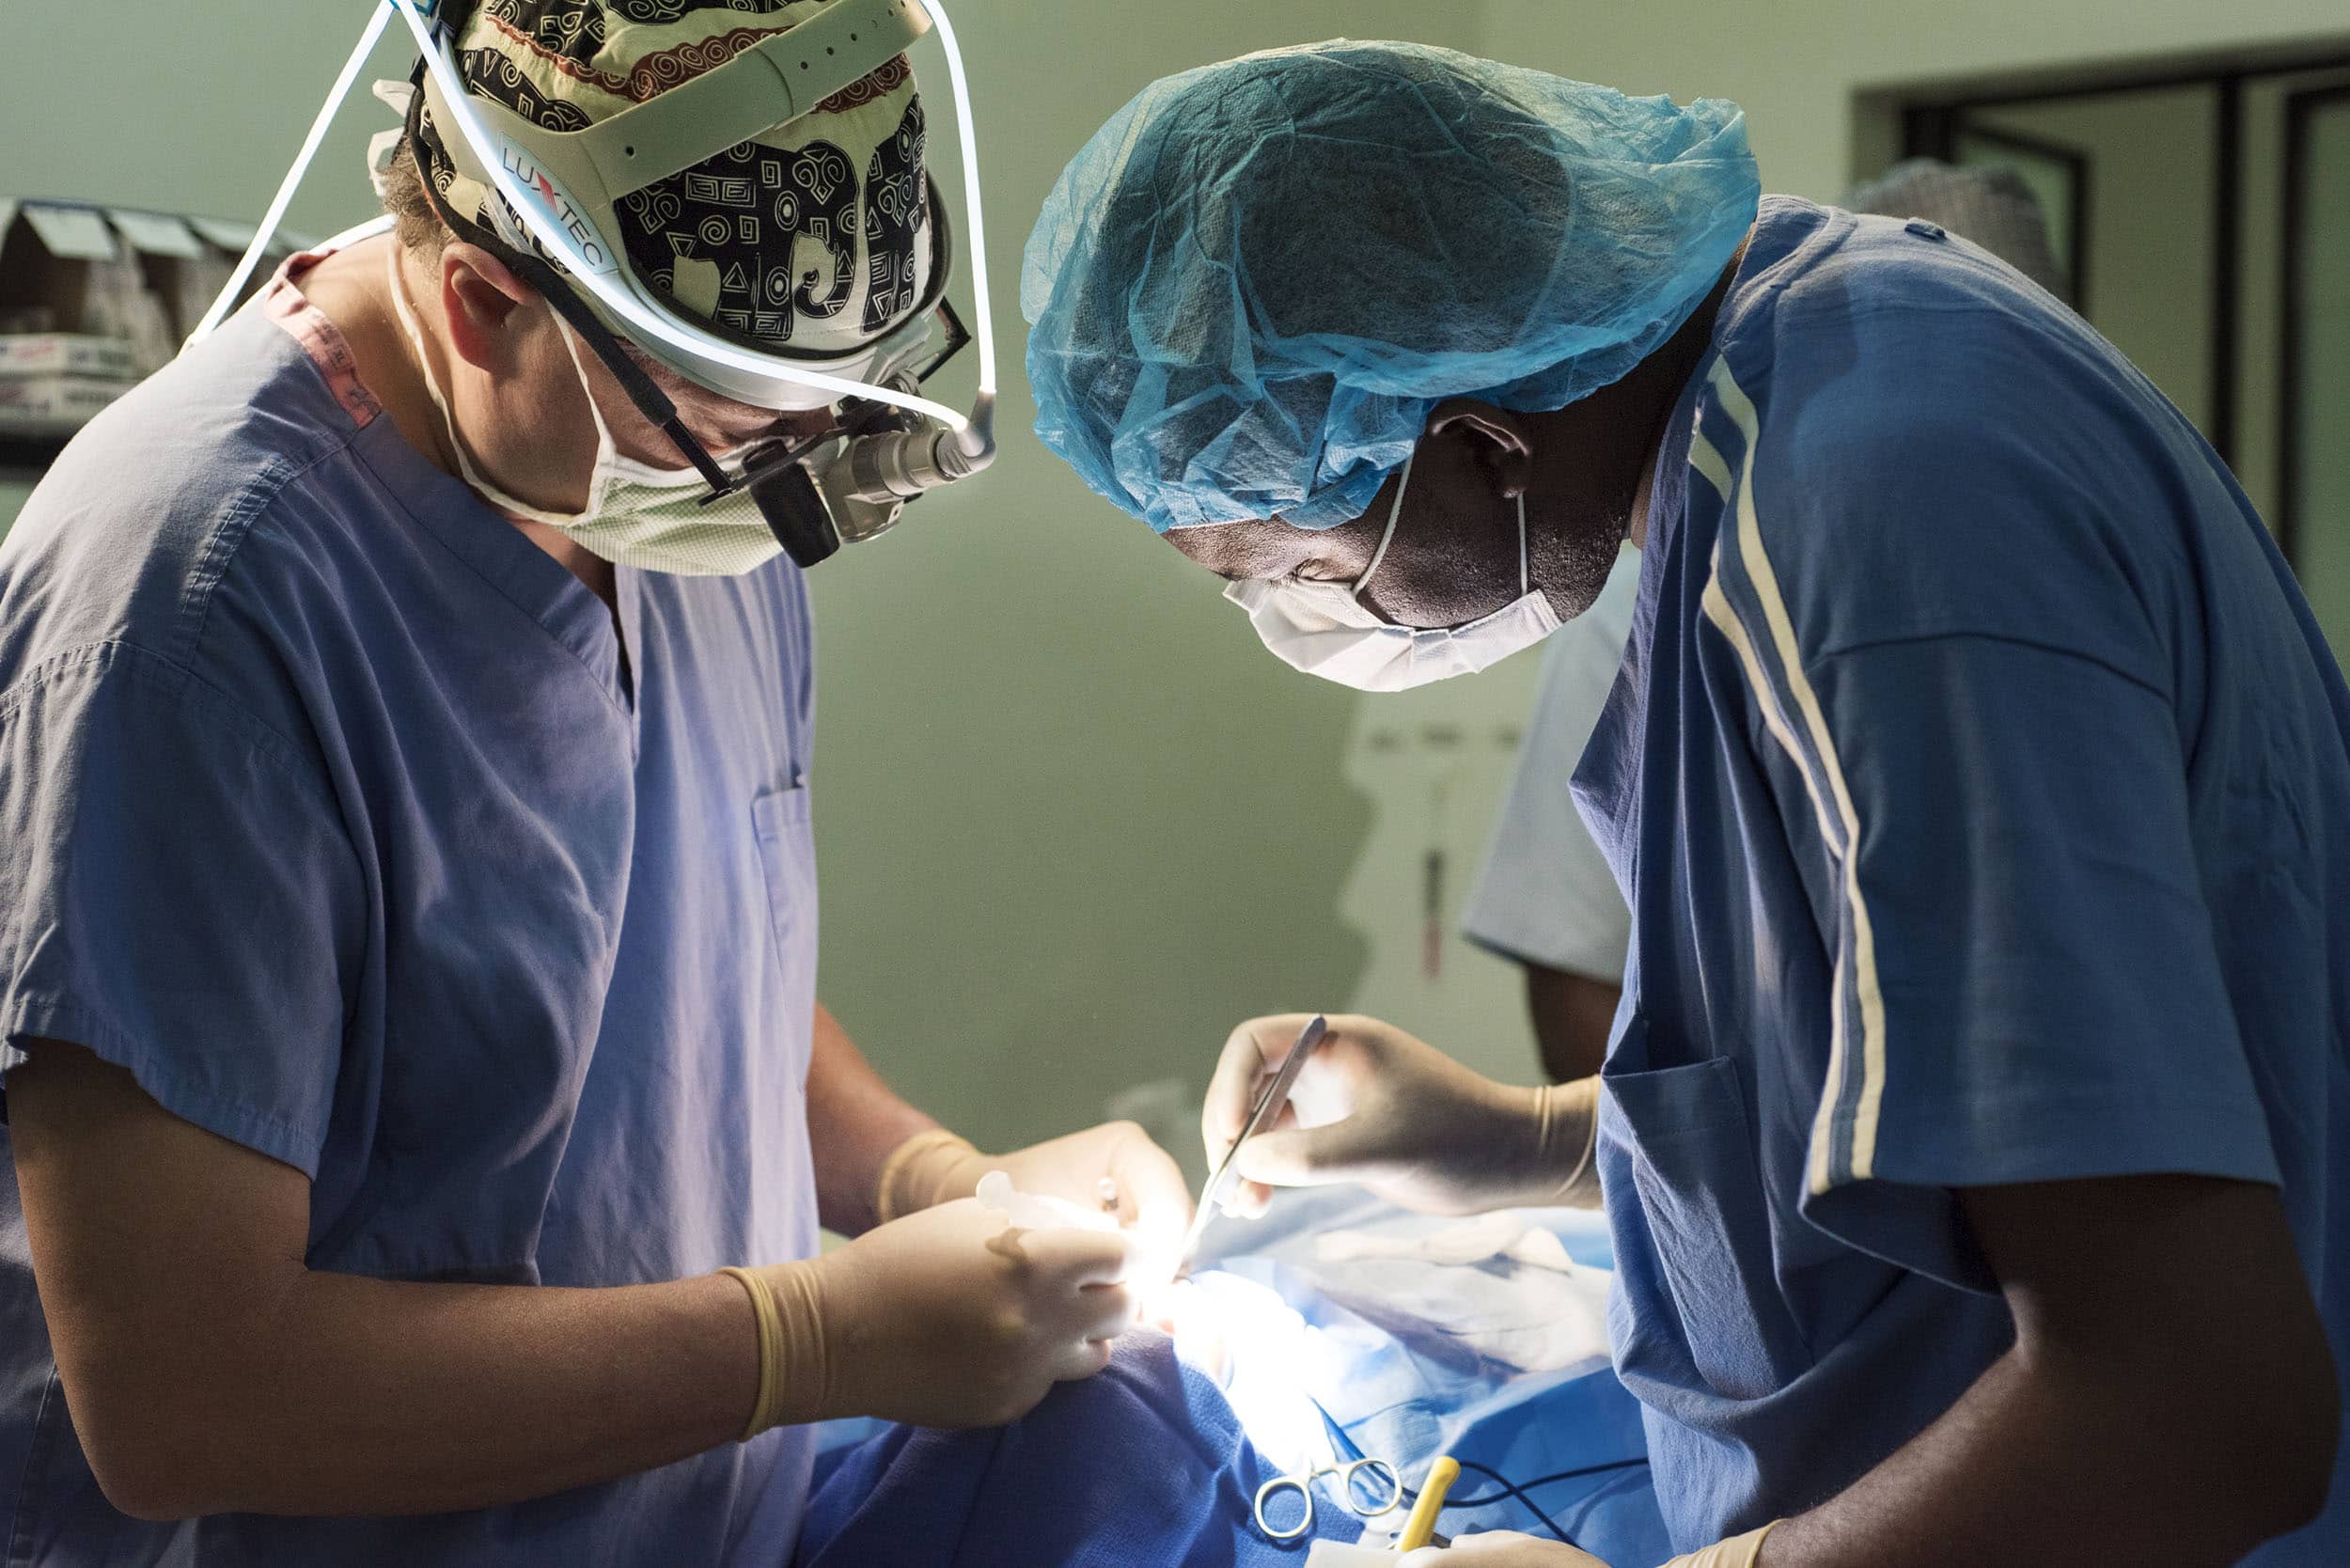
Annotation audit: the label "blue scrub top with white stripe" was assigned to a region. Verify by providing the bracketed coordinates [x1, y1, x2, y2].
[1574, 197, 2350, 1558]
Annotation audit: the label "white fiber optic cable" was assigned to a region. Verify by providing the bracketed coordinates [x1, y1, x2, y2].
[919, 0, 995, 398]
[190, 2, 397, 342]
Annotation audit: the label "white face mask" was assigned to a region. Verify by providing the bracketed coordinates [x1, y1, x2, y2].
[384, 246, 788, 576]
[1222, 450, 1561, 691]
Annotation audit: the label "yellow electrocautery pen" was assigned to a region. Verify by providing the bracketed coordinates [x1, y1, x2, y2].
[1395, 1456, 1459, 1552]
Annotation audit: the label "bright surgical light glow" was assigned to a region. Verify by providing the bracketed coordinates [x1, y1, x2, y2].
[977, 1172, 1190, 1328]
[972, 1178, 1360, 1477]
[1159, 1272, 1355, 1475]
[972, 1172, 1340, 1471]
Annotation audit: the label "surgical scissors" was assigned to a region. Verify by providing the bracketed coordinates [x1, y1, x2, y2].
[1252, 1455, 1403, 1542]
[1253, 1396, 1413, 1544]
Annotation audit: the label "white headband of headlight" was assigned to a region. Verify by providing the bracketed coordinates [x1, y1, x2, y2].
[193, 0, 996, 435]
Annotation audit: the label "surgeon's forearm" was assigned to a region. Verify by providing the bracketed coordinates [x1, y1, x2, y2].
[1756, 1348, 2308, 1567]
[9, 1038, 776, 1520]
[1523, 963, 1619, 1083]
[1753, 1176, 2336, 1567]
[807, 1000, 940, 1234]
[147, 1267, 766, 1517]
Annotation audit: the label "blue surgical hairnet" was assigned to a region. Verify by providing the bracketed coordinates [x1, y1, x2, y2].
[1021, 40, 1762, 533]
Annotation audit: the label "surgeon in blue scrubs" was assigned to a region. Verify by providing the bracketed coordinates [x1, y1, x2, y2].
[0, 5, 1183, 1564]
[1026, 42, 2350, 1568]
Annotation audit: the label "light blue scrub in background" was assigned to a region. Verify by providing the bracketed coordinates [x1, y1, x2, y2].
[0, 274, 822, 1563]
[1577, 197, 2350, 1559]
[1464, 549, 1639, 986]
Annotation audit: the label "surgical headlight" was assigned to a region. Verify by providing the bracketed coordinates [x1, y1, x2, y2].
[192, 0, 999, 570]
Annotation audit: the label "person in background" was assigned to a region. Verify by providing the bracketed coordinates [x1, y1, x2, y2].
[1845, 157, 2071, 302]
[1460, 550, 1638, 1081]
[1026, 41, 2347, 1567]
[1463, 158, 2070, 1085]
[0, 4, 1184, 1563]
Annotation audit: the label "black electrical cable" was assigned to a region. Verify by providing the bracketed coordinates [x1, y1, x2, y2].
[1396, 1455, 1653, 1547]
[1309, 1393, 1650, 1549]
[1437, 1454, 1653, 1508]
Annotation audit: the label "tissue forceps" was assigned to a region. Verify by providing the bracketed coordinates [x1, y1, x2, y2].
[1176, 1014, 1327, 1277]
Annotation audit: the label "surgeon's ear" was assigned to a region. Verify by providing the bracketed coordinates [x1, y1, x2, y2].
[1426, 400, 1536, 499]
[438, 243, 541, 373]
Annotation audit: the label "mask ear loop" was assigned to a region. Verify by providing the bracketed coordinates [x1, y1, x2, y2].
[1353, 449, 1416, 598]
[402, 71, 735, 497]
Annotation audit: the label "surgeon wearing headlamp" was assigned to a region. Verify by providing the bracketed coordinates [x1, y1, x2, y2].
[0, 2, 1186, 1563]
[1026, 41, 2350, 1568]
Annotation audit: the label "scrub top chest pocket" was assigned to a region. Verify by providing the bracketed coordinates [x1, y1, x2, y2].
[752, 779, 819, 980]
[1603, 1043, 1812, 1401]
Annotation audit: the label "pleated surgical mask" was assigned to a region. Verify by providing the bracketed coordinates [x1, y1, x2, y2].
[1223, 451, 1560, 691]
[385, 245, 787, 576]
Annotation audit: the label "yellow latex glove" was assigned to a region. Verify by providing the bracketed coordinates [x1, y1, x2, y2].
[877, 1121, 1193, 1278]
[1663, 1525, 1780, 1566]
[1397, 1522, 1775, 1566]
[723, 1195, 1136, 1435]
[1398, 1529, 1609, 1564]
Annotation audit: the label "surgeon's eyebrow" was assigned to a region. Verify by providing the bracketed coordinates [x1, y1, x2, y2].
[1165, 520, 1339, 582]
[1162, 525, 1250, 580]
[1260, 534, 1371, 586]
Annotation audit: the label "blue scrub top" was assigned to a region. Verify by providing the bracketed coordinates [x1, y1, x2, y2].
[0, 274, 822, 1563]
[1576, 198, 2350, 1558]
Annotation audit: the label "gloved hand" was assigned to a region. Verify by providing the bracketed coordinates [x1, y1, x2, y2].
[1659, 1526, 1778, 1567]
[877, 1121, 1193, 1281]
[1202, 1013, 1601, 1218]
[729, 1197, 1136, 1433]
[992, 1122, 1193, 1278]
[1399, 1529, 1611, 1565]
[1396, 1525, 1779, 1566]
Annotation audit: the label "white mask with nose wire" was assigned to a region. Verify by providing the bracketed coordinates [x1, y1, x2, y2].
[384, 245, 787, 577]
[1222, 450, 1562, 691]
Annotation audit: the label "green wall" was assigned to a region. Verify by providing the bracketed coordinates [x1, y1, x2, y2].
[1472, 0, 2350, 201]
[798, 3, 1474, 1152]
[2295, 98, 2350, 658]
